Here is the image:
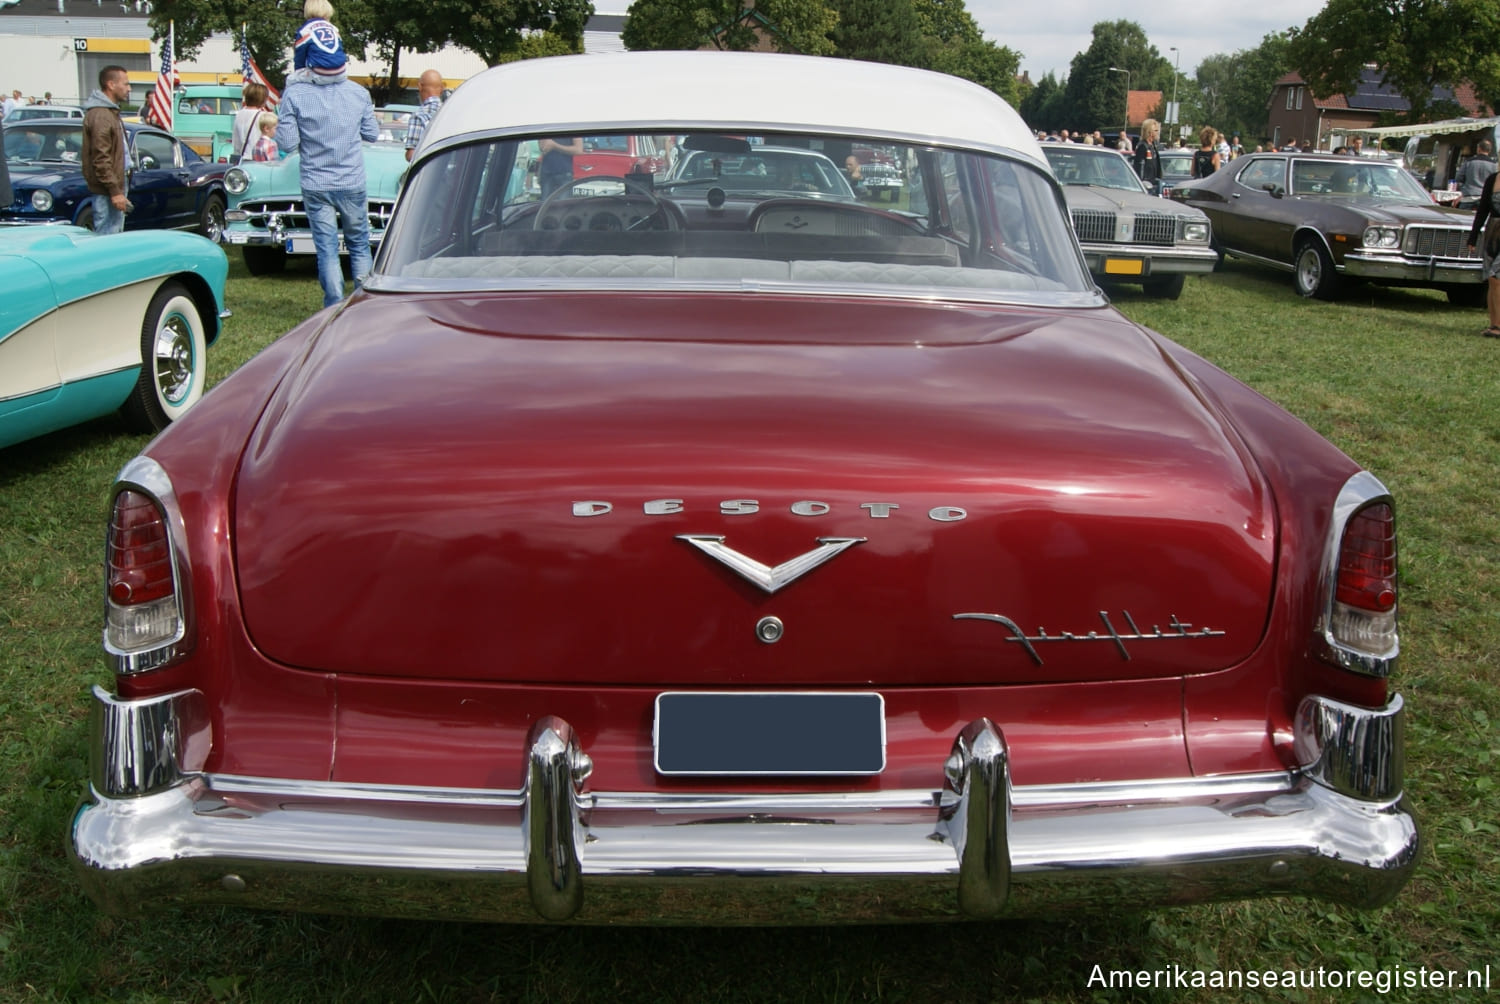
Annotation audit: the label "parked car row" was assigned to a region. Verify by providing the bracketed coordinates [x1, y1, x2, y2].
[2, 120, 228, 239]
[0, 154, 227, 448]
[1038, 140, 1484, 303]
[59, 52, 1417, 931]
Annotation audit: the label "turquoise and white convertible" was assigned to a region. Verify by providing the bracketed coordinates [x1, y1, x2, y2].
[220, 108, 412, 274]
[0, 225, 228, 449]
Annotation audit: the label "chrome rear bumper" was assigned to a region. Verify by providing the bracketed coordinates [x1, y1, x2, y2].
[71, 686, 1419, 924]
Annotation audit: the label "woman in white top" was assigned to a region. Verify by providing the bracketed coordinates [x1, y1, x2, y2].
[231, 82, 272, 163]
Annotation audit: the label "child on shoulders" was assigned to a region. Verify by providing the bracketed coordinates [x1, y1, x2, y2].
[291, 0, 347, 85]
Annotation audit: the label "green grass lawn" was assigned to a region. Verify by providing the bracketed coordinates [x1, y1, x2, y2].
[1, 256, 1495, 1002]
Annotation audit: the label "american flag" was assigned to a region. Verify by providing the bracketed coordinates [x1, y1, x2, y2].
[241, 28, 281, 108]
[143, 22, 178, 130]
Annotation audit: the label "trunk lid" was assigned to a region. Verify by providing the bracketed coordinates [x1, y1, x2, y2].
[234, 292, 1275, 686]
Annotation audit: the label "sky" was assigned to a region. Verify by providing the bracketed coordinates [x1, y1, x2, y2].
[966, 0, 1329, 82]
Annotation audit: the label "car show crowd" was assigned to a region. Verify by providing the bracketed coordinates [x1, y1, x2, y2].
[6, 2, 1497, 329]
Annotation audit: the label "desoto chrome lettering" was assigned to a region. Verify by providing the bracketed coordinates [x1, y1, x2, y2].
[571, 499, 968, 521]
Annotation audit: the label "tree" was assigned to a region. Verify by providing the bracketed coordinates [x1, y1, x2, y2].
[829, 0, 931, 68]
[1019, 70, 1070, 131]
[1287, 0, 1500, 122]
[909, 0, 1021, 104]
[148, 0, 577, 92]
[934, 39, 1021, 106]
[1063, 27, 1128, 131]
[1194, 52, 1234, 134]
[1193, 31, 1296, 141]
[912, 0, 979, 44]
[342, 3, 452, 105]
[147, 0, 313, 86]
[623, 0, 837, 55]
[427, 0, 592, 67]
[1061, 21, 1174, 132]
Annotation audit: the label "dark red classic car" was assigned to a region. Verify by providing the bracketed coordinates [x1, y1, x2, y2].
[71, 52, 1418, 924]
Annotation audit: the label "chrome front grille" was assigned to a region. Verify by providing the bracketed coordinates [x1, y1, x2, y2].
[1405, 226, 1480, 259]
[235, 199, 396, 232]
[1132, 214, 1176, 246]
[1070, 209, 1177, 246]
[1070, 209, 1114, 243]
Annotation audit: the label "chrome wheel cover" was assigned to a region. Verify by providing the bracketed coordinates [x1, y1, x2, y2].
[203, 202, 225, 242]
[154, 311, 196, 406]
[1296, 246, 1321, 294]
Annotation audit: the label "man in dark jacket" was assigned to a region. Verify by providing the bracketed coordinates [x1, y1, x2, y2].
[81, 65, 131, 233]
[1131, 118, 1163, 195]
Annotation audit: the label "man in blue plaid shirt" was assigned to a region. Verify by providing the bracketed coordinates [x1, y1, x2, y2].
[274, 70, 378, 307]
[404, 69, 444, 163]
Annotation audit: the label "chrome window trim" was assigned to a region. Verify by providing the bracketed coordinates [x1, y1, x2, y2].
[360, 274, 1109, 310]
[417, 121, 1051, 174]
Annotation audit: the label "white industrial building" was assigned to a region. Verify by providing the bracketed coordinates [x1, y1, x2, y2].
[0, 1, 627, 107]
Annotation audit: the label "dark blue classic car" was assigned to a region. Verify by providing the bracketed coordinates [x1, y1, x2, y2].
[2, 120, 227, 240]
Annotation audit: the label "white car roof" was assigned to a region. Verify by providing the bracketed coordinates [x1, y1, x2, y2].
[424, 51, 1043, 168]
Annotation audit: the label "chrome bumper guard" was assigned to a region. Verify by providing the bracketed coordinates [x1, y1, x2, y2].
[71, 686, 1419, 924]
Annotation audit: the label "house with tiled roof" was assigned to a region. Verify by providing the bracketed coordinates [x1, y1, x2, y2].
[1267, 67, 1491, 150]
[1126, 90, 1162, 129]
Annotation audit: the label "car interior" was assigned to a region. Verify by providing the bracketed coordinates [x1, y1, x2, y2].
[381, 131, 1089, 295]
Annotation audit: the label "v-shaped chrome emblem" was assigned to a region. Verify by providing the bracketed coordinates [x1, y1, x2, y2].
[676, 535, 866, 594]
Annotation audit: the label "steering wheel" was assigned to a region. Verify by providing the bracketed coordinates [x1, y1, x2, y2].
[532, 175, 682, 232]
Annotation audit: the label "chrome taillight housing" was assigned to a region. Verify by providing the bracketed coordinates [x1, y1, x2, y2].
[104, 458, 191, 674]
[1318, 471, 1398, 675]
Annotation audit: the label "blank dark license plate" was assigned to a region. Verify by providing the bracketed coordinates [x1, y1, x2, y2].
[654, 692, 886, 776]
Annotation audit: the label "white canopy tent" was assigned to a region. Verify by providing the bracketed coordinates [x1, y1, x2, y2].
[1361, 116, 1500, 139]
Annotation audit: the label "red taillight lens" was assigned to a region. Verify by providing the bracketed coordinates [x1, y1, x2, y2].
[1335, 503, 1396, 612]
[107, 490, 174, 606]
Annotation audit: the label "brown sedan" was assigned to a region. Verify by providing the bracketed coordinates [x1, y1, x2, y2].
[1171, 152, 1484, 303]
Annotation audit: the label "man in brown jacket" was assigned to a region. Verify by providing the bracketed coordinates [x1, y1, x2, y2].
[81, 65, 131, 233]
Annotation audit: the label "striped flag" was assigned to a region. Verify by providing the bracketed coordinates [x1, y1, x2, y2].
[143, 21, 177, 129]
[241, 28, 281, 108]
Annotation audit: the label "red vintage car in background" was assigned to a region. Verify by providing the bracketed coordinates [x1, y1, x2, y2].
[573, 133, 670, 181]
[72, 52, 1418, 925]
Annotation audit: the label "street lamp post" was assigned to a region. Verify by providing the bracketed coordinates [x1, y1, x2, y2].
[1108, 66, 1131, 133]
[1169, 46, 1180, 135]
